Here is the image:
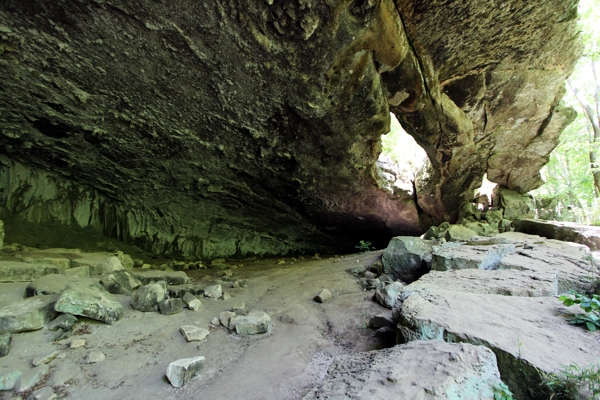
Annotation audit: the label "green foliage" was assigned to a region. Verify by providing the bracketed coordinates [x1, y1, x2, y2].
[559, 291, 600, 331]
[355, 240, 374, 252]
[493, 382, 514, 400]
[542, 363, 600, 399]
[380, 113, 427, 173]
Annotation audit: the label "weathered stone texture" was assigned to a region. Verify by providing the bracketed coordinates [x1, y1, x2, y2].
[0, 0, 581, 255]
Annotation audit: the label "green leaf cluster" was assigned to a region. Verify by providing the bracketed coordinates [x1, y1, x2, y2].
[493, 382, 514, 400]
[559, 291, 600, 331]
[355, 240, 374, 252]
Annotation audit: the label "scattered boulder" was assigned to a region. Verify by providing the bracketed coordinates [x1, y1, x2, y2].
[235, 311, 271, 335]
[203, 285, 222, 299]
[0, 333, 11, 357]
[32, 350, 58, 366]
[131, 281, 167, 312]
[86, 351, 106, 364]
[158, 298, 184, 315]
[101, 270, 142, 295]
[130, 270, 189, 285]
[188, 298, 203, 311]
[314, 289, 332, 303]
[47, 314, 78, 332]
[0, 369, 22, 391]
[166, 356, 205, 388]
[431, 243, 515, 271]
[64, 265, 90, 278]
[25, 275, 100, 297]
[14, 364, 49, 393]
[232, 303, 246, 315]
[0, 295, 58, 334]
[381, 236, 433, 283]
[0, 261, 59, 283]
[180, 325, 209, 342]
[98, 256, 124, 275]
[374, 282, 404, 309]
[54, 282, 124, 324]
[116, 251, 134, 270]
[182, 292, 197, 305]
[445, 225, 478, 242]
[303, 341, 502, 400]
[31, 386, 57, 400]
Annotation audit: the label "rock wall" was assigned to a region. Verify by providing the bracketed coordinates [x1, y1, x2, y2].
[0, 0, 581, 256]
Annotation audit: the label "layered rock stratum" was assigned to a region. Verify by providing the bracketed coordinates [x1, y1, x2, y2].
[0, 0, 581, 257]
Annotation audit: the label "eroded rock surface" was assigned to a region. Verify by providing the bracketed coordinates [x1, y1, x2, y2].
[0, 0, 581, 256]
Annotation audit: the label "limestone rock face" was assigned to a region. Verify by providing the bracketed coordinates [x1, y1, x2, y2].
[0, 0, 580, 256]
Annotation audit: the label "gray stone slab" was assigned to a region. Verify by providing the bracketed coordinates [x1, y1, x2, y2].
[303, 341, 502, 400]
[0, 261, 59, 283]
[130, 269, 189, 285]
[54, 282, 123, 324]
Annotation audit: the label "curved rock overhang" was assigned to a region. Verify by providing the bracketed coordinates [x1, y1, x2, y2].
[0, 0, 581, 258]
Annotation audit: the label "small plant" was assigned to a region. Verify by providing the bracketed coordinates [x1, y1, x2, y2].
[559, 290, 600, 331]
[493, 382, 514, 400]
[542, 363, 600, 399]
[355, 240, 374, 252]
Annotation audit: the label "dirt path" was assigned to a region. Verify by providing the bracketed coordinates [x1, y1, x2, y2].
[1, 251, 388, 400]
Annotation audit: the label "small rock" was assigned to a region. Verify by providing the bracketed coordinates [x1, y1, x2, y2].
[131, 281, 167, 312]
[235, 311, 271, 335]
[0, 333, 11, 357]
[158, 298, 184, 315]
[375, 282, 404, 309]
[166, 356, 205, 388]
[232, 303, 246, 315]
[203, 285, 222, 299]
[222, 292, 231, 301]
[14, 364, 49, 393]
[30, 386, 57, 400]
[220, 311, 236, 329]
[182, 292, 197, 305]
[180, 325, 210, 342]
[130, 270, 189, 285]
[86, 351, 106, 364]
[141, 263, 152, 269]
[232, 279, 248, 288]
[0, 370, 22, 391]
[98, 256, 124, 275]
[46, 314, 78, 332]
[32, 351, 58, 366]
[211, 317, 220, 325]
[314, 289, 332, 303]
[189, 298, 203, 311]
[70, 338, 86, 349]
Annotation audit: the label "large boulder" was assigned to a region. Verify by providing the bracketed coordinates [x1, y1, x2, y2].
[0, 295, 58, 334]
[101, 270, 142, 295]
[54, 281, 124, 324]
[303, 341, 503, 400]
[493, 187, 536, 220]
[394, 287, 600, 399]
[381, 237, 433, 283]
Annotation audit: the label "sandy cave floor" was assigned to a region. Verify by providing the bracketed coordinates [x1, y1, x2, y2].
[1, 251, 391, 400]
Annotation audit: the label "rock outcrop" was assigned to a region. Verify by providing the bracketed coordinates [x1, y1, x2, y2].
[0, 0, 581, 256]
